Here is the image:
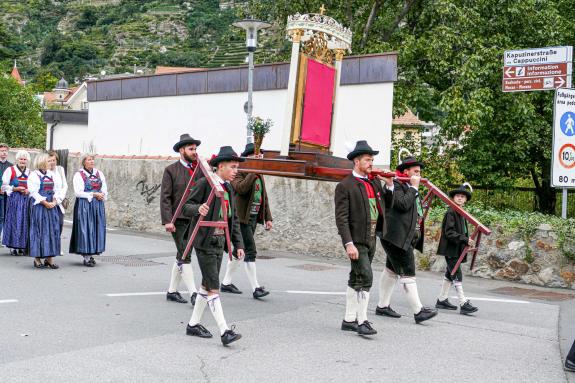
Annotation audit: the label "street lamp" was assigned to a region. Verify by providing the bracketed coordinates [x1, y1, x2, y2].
[232, 18, 271, 144]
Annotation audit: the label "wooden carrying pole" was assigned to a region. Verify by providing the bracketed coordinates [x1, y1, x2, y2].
[179, 157, 232, 262]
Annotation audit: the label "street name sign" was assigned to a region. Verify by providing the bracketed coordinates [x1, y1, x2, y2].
[503, 47, 572, 92]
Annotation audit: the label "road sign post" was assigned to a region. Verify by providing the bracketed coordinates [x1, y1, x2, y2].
[551, 88, 575, 218]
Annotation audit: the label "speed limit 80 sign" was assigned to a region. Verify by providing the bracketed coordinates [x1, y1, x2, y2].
[552, 88, 575, 186]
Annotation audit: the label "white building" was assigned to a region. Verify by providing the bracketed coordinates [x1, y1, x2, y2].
[44, 53, 398, 165]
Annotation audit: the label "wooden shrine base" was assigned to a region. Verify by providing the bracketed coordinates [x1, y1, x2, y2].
[238, 150, 352, 182]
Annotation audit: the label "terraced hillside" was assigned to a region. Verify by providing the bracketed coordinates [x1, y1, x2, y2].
[0, 0, 280, 87]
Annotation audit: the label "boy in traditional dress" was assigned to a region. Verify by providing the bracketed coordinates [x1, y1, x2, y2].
[435, 184, 478, 315]
[182, 146, 245, 346]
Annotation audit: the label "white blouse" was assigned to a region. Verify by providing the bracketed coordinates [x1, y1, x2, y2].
[1, 166, 30, 196]
[52, 165, 68, 213]
[28, 170, 62, 206]
[73, 168, 108, 202]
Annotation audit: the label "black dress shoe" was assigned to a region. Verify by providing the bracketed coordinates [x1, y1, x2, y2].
[253, 287, 270, 299]
[414, 307, 438, 324]
[375, 306, 401, 318]
[89, 256, 96, 265]
[341, 320, 358, 332]
[10, 249, 18, 256]
[186, 324, 213, 338]
[460, 300, 479, 315]
[83, 260, 95, 267]
[221, 326, 241, 346]
[191, 292, 197, 306]
[357, 321, 377, 336]
[220, 283, 242, 294]
[166, 291, 187, 303]
[33, 259, 46, 269]
[436, 299, 457, 310]
[565, 358, 575, 372]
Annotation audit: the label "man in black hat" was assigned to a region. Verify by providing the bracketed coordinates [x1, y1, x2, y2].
[435, 184, 478, 315]
[181, 146, 245, 346]
[160, 134, 202, 305]
[376, 156, 438, 324]
[335, 140, 394, 336]
[220, 143, 273, 299]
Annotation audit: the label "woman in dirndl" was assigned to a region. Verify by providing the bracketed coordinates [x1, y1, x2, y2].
[28, 153, 62, 269]
[69, 154, 108, 267]
[48, 150, 68, 241]
[1, 150, 31, 256]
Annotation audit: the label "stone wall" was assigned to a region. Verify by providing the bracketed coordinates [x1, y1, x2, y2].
[10, 151, 571, 289]
[421, 223, 575, 290]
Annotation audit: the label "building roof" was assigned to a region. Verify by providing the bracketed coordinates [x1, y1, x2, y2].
[154, 66, 203, 74]
[10, 62, 23, 85]
[392, 109, 425, 127]
[43, 86, 80, 104]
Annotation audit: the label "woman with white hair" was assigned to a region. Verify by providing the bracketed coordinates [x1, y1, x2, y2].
[69, 154, 108, 267]
[28, 153, 62, 269]
[1, 150, 31, 256]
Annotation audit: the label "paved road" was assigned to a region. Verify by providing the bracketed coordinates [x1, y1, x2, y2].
[0, 227, 573, 383]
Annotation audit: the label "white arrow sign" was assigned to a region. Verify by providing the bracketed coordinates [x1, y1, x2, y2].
[505, 67, 514, 77]
[556, 77, 566, 87]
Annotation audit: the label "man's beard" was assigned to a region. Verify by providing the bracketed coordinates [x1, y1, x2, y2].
[183, 153, 196, 163]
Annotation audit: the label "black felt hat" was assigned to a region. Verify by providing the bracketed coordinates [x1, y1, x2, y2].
[241, 143, 264, 157]
[173, 134, 201, 152]
[396, 156, 425, 172]
[449, 184, 472, 201]
[209, 146, 246, 166]
[346, 140, 379, 161]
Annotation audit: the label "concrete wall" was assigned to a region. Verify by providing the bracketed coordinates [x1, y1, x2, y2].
[48, 122, 90, 152]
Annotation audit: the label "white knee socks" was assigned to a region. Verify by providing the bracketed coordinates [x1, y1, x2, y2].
[180, 263, 197, 294]
[222, 258, 241, 285]
[208, 294, 229, 336]
[438, 278, 452, 301]
[344, 287, 358, 322]
[244, 262, 260, 291]
[168, 262, 182, 293]
[188, 289, 208, 326]
[378, 269, 398, 308]
[454, 281, 467, 305]
[400, 277, 423, 314]
[357, 290, 370, 324]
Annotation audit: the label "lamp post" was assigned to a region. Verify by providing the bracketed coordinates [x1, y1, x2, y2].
[232, 18, 271, 144]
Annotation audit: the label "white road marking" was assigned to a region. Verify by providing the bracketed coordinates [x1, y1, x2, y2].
[284, 290, 346, 295]
[106, 292, 167, 297]
[0, 299, 18, 304]
[64, 219, 117, 231]
[451, 296, 530, 304]
[103, 291, 530, 304]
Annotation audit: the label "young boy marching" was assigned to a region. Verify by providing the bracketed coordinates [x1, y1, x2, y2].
[182, 146, 245, 346]
[435, 184, 478, 315]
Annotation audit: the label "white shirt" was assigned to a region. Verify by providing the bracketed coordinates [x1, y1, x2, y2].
[73, 168, 108, 202]
[1, 166, 30, 196]
[28, 170, 62, 206]
[51, 165, 68, 213]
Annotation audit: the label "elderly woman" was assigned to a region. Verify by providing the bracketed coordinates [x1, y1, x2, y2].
[69, 154, 108, 267]
[1, 150, 30, 256]
[47, 151, 68, 238]
[28, 153, 62, 269]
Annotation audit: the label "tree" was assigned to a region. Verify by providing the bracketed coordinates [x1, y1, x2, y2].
[0, 77, 46, 148]
[31, 70, 58, 93]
